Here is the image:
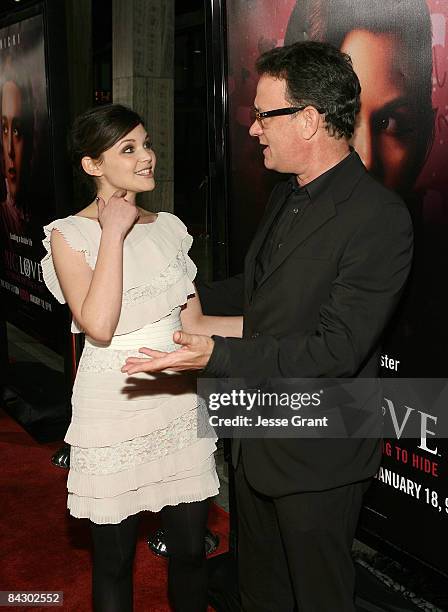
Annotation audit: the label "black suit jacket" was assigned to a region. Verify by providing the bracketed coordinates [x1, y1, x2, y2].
[199, 152, 413, 497]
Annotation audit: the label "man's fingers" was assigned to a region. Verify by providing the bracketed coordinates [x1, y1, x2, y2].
[138, 347, 166, 357]
[124, 357, 149, 365]
[119, 348, 168, 373]
[124, 355, 177, 374]
[120, 339, 209, 374]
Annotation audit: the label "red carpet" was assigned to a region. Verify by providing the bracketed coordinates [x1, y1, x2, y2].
[0, 409, 229, 611]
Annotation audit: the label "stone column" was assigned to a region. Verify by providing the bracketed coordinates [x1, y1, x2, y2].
[64, 0, 92, 211]
[65, 0, 93, 121]
[112, 0, 174, 212]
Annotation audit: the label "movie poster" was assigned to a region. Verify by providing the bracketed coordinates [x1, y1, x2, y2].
[224, 0, 448, 574]
[0, 12, 60, 350]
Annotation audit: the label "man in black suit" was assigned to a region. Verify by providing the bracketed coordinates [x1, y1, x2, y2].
[123, 42, 413, 611]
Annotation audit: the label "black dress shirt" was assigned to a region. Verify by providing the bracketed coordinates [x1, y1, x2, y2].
[254, 177, 310, 288]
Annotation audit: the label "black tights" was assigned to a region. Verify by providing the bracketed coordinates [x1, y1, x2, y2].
[90, 500, 209, 612]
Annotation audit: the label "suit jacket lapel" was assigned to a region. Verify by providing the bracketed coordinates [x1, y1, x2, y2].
[255, 192, 336, 288]
[244, 182, 290, 300]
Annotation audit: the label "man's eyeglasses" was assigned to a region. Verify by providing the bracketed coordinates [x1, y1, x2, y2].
[251, 106, 306, 124]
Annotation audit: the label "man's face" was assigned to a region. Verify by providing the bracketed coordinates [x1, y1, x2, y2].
[341, 29, 419, 192]
[249, 75, 303, 174]
[2, 80, 24, 200]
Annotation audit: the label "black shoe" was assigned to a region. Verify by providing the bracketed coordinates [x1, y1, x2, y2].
[148, 528, 220, 557]
[51, 443, 70, 469]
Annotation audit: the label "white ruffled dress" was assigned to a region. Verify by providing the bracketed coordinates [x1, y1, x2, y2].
[41, 212, 218, 524]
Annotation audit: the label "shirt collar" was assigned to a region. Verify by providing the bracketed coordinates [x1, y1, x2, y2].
[289, 149, 354, 201]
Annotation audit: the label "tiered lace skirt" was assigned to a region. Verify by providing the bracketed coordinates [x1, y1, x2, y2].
[65, 308, 219, 524]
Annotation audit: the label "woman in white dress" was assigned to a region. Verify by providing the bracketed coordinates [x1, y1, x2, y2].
[41, 104, 242, 612]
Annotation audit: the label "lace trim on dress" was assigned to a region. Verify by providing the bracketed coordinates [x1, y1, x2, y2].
[78, 345, 176, 373]
[122, 249, 188, 307]
[70, 401, 213, 476]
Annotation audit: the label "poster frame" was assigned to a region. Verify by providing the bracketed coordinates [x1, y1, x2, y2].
[205, 0, 448, 581]
[0, 0, 74, 439]
[0, 0, 72, 346]
[204, 0, 230, 281]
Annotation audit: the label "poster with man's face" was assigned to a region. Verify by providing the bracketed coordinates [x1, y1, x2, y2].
[0, 13, 59, 349]
[225, 0, 448, 575]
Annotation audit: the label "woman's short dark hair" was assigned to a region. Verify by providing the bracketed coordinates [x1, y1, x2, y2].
[70, 104, 144, 198]
[285, 0, 434, 184]
[256, 40, 360, 139]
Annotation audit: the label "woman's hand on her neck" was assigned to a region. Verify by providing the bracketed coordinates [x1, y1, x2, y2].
[97, 189, 139, 238]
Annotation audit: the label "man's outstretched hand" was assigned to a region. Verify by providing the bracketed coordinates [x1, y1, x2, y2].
[121, 330, 214, 375]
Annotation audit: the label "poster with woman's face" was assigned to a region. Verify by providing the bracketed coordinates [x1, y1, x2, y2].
[225, 0, 448, 574]
[226, 0, 448, 371]
[0, 13, 59, 349]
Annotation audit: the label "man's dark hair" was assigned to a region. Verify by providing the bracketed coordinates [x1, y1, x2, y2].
[256, 41, 360, 139]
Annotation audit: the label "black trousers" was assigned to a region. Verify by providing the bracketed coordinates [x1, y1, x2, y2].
[235, 461, 369, 612]
[90, 500, 210, 612]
